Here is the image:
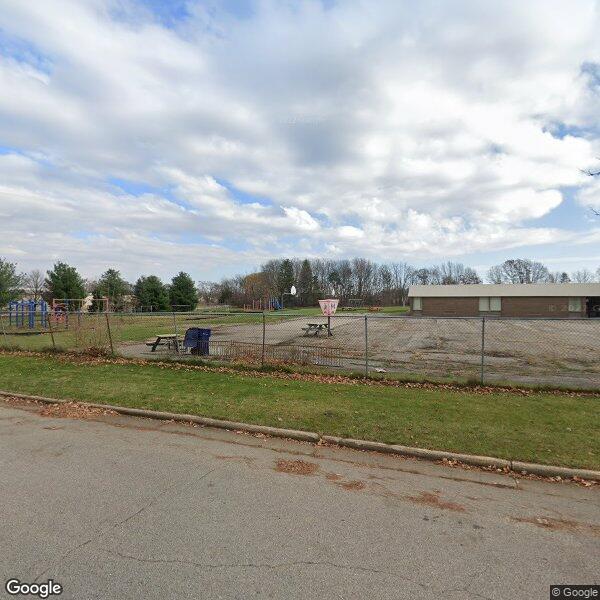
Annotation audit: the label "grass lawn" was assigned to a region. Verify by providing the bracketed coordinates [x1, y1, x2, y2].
[378, 305, 409, 314]
[0, 352, 597, 470]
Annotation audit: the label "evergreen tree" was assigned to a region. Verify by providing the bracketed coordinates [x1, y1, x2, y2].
[298, 259, 314, 306]
[0, 258, 23, 307]
[133, 275, 169, 311]
[93, 268, 129, 310]
[45, 262, 85, 301]
[327, 269, 342, 293]
[277, 259, 295, 296]
[169, 272, 197, 311]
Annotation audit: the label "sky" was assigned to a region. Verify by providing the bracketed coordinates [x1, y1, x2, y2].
[0, 0, 599, 282]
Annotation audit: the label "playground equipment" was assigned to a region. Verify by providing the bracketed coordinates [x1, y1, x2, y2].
[51, 295, 107, 313]
[50, 296, 109, 327]
[243, 298, 282, 311]
[8, 300, 49, 329]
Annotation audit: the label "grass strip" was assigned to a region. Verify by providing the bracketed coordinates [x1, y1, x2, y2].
[0, 352, 597, 470]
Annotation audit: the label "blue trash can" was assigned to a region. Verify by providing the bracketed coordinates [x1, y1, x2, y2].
[183, 327, 211, 355]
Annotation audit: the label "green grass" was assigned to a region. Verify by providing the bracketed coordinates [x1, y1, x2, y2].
[0, 352, 597, 470]
[378, 305, 410, 314]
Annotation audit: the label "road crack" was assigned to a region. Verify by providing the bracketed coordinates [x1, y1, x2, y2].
[100, 549, 430, 589]
[32, 468, 216, 582]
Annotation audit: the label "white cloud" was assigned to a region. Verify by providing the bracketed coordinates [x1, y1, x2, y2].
[0, 0, 599, 278]
[282, 206, 320, 232]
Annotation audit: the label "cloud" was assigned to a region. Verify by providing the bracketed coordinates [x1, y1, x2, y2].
[0, 0, 599, 279]
[577, 175, 600, 210]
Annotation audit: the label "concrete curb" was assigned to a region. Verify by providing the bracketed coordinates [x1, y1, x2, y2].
[0, 391, 319, 443]
[1, 390, 598, 482]
[321, 436, 512, 470]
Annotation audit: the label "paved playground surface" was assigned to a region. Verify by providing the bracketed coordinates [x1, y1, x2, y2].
[118, 315, 600, 388]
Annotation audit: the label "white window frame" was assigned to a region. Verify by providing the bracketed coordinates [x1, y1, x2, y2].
[412, 297, 422, 311]
[490, 297, 502, 312]
[568, 297, 582, 312]
[480, 297, 501, 312]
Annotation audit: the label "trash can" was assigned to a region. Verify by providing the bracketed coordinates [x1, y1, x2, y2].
[183, 327, 212, 355]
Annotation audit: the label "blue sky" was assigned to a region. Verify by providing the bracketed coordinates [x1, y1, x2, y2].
[0, 0, 599, 282]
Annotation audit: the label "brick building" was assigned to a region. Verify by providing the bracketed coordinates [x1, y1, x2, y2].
[408, 283, 600, 318]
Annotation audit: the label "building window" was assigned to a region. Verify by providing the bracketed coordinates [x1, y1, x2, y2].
[568, 297, 582, 312]
[479, 297, 501, 312]
[413, 297, 422, 311]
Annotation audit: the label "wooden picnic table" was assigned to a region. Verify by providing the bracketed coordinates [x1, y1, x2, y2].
[146, 333, 179, 352]
[302, 323, 333, 337]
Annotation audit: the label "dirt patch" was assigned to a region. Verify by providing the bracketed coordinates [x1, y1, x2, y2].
[275, 459, 318, 475]
[39, 402, 117, 420]
[325, 472, 342, 481]
[406, 490, 465, 512]
[513, 516, 600, 536]
[338, 480, 366, 491]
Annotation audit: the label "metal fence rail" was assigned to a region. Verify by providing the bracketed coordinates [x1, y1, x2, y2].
[1, 310, 599, 389]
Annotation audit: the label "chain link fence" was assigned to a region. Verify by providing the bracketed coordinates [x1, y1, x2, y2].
[2, 310, 600, 389]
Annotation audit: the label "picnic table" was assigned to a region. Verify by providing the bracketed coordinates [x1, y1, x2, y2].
[146, 333, 179, 352]
[302, 323, 333, 337]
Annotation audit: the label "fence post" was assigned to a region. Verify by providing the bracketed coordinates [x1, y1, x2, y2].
[105, 312, 114, 354]
[172, 310, 180, 353]
[480, 316, 485, 385]
[0, 312, 7, 345]
[364, 315, 369, 377]
[47, 313, 57, 351]
[261, 312, 266, 367]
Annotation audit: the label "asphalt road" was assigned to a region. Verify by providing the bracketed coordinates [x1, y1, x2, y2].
[0, 398, 598, 600]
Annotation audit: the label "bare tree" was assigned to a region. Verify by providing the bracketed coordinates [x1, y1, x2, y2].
[486, 265, 504, 284]
[390, 262, 413, 305]
[412, 268, 431, 285]
[583, 161, 600, 215]
[378, 264, 393, 304]
[583, 157, 600, 177]
[487, 259, 550, 284]
[350, 258, 370, 299]
[24, 269, 45, 302]
[571, 268, 595, 283]
[439, 261, 482, 284]
[197, 280, 220, 305]
[548, 271, 570, 283]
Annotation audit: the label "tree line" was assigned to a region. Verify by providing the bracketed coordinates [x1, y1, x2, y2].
[1, 256, 600, 311]
[205, 257, 600, 308]
[0, 260, 197, 312]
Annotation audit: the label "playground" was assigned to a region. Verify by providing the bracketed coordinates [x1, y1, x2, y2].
[112, 311, 600, 388]
[7, 300, 50, 329]
[5, 296, 109, 331]
[3, 303, 600, 388]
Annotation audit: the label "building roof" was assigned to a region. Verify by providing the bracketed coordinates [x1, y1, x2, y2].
[408, 283, 600, 298]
